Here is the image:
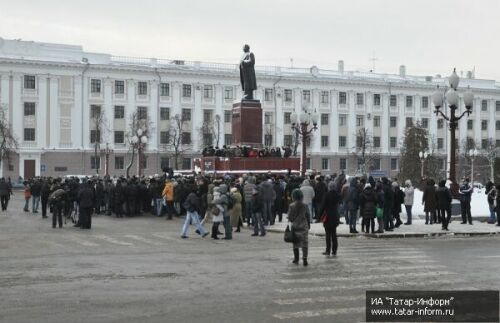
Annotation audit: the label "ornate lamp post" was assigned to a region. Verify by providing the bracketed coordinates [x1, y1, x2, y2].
[103, 143, 114, 178]
[419, 150, 430, 179]
[131, 129, 148, 177]
[290, 106, 319, 177]
[432, 68, 474, 194]
[469, 148, 478, 186]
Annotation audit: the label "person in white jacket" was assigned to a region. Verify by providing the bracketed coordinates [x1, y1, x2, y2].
[403, 180, 414, 225]
[300, 179, 315, 223]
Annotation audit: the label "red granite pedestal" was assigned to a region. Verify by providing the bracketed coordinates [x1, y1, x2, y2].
[200, 157, 300, 174]
[232, 100, 262, 147]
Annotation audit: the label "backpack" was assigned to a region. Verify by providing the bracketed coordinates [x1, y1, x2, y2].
[226, 193, 234, 210]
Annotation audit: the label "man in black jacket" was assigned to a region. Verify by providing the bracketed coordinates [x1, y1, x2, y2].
[382, 177, 394, 231]
[0, 178, 9, 211]
[180, 189, 209, 239]
[78, 181, 95, 229]
[30, 179, 42, 213]
[41, 179, 51, 218]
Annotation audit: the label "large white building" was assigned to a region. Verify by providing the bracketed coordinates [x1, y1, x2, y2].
[1, 38, 500, 180]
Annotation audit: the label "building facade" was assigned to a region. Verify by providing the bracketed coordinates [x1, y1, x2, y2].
[1, 38, 500, 180]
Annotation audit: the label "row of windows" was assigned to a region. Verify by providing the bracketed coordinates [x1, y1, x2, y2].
[313, 157, 400, 171]
[90, 156, 191, 170]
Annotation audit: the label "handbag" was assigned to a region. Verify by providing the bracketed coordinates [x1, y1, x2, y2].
[320, 212, 327, 224]
[284, 223, 295, 243]
[376, 207, 383, 219]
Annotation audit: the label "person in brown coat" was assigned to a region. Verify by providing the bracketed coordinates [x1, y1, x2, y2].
[287, 189, 311, 266]
[422, 179, 437, 224]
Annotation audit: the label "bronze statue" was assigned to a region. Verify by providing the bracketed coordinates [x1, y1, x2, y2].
[239, 44, 257, 100]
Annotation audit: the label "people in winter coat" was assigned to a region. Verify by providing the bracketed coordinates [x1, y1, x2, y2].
[30, 179, 41, 213]
[162, 179, 175, 220]
[313, 176, 327, 222]
[381, 177, 394, 231]
[273, 179, 285, 223]
[41, 180, 51, 218]
[78, 181, 95, 229]
[259, 179, 274, 225]
[229, 187, 243, 231]
[0, 178, 10, 211]
[319, 181, 341, 256]
[485, 181, 496, 224]
[213, 184, 232, 240]
[360, 183, 377, 233]
[243, 177, 257, 224]
[403, 180, 414, 225]
[300, 179, 315, 223]
[287, 189, 310, 266]
[180, 190, 208, 238]
[375, 182, 385, 233]
[436, 180, 452, 230]
[250, 188, 266, 236]
[346, 177, 360, 233]
[459, 178, 473, 224]
[422, 179, 438, 224]
[392, 182, 405, 228]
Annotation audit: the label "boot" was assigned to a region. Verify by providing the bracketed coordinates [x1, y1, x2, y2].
[292, 248, 299, 264]
[302, 247, 308, 266]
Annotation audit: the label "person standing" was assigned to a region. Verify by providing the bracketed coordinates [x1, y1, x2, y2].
[313, 176, 327, 222]
[250, 188, 266, 237]
[273, 178, 285, 223]
[287, 189, 310, 266]
[49, 183, 66, 229]
[40, 179, 51, 219]
[403, 180, 414, 225]
[0, 178, 9, 211]
[243, 177, 256, 225]
[78, 181, 95, 229]
[346, 177, 360, 234]
[259, 178, 274, 226]
[30, 179, 41, 214]
[300, 179, 315, 224]
[392, 182, 405, 228]
[485, 181, 496, 224]
[23, 182, 31, 212]
[214, 184, 232, 240]
[181, 190, 209, 238]
[162, 178, 175, 220]
[229, 187, 243, 233]
[436, 180, 452, 231]
[422, 179, 437, 225]
[319, 182, 341, 256]
[495, 184, 500, 226]
[381, 177, 394, 231]
[360, 183, 377, 234]
[459, 178, 473, 225]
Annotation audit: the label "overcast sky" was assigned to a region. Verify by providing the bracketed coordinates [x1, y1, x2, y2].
[1, 0, 499, 80]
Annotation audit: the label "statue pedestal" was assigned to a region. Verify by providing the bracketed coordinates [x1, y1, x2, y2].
[232, 100, 262, 147]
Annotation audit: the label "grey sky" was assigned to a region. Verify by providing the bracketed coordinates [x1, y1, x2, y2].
[1, 0, 499, 80]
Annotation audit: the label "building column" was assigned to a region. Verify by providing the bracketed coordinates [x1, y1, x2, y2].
[347, 90, 356, 152]
[488, 98, 495, 141]
[381, 93, 389, 155]
[214, 84, 224, 146]
[193, 83, 203, 151]
[37, 77, 48, 149]
[274, 87, 284, 148]
[103, 78, 114, 148]
[49, 77, 59, 148]
[149, 79, 159, 149]
[331, 90, 339, 154]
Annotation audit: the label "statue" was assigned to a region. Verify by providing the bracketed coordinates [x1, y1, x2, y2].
[239, 44, 257, 100]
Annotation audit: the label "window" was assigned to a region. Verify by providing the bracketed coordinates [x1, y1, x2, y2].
[421, 118, 429, 129]
[302, 90, 311, 103]
[182, 158, 191, 170]
[496, 121, 500, 131]
[306, 158, 311, 170]
[406, 117, 413, 127]
[284, 135, 292, 147]
[224, 134, 232, 145]
[182, 132, 191, 144]
[137, 82, 147, 95]
[390, 158, 398, 171]
[356, 115, 364, 127]
[339, 92, 347, 104]
[24, 102, 35, 116]
[356, 136, 363, 148]
[140, 156, 148, 170]
[372, 158, 381, 171]
[114, 157, 124, 170]
[390, 137, 397, 148]
[264, 134, 273, 146]
[203, 110, 213, 122]
[421, 96, 429, 109]
[339, 114, 347, 126]
[160, 131, 170, 144]
[91, 79, 101, 93]
[203, 133, 213, 147]
[390, 117, 397, 128]
[160, 83, 170, 97]
[481, 120, 488, 131]
[481, 100, 488, 112]
[406, 96, 413, 108]
[496, 101, 500, 112]
[224, 87, 233, 100]
[321, 136, 329, 147]
[137, 107, 147, 120]
[114, 131, 124, 144]
[224, 110, 232, 123]
[321, 113, 329, 125]
[284, 112, 291, 124]
[204, 85, 213, 99]
[90, 105, 101, 118]
[114, 80, 124, 94]
[481, 139, 488, 149]
[24, 75, 36, 89]
[264, 112, 273, 124]
[114, 106, 124, 119]
[373, 94, 381, 106]
[90, 130, 101, 143]
[182, 109, 191, 121]
[374, 137, 381, 148]
[264, 88, 273, 101]
[339, 136, 347, 148]
[437, 138, 444, 149]
[321, 158, 329, 170]
[160, 107, 170, 121]
[390, 95, 397, 107]
[160, 157, 170, 169]
[373, 116, 380, 127]
[182, 84, 192, 97]
[90, 156, 101, 170]
[284, 89, 293, 102]
[24, 128, 35, 141]
[340, 158, 347, 170]
[467, 119, 473, 130]
[321, 91, 329, 104]
[356, 93, 364, 105]
[437, 119, 444, 129]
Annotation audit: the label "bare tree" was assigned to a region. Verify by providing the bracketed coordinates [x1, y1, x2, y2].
[481, 138, 500, 182]
[351, 128, 379, 175]
[291, 127, 300, 157]
[0, 106, 18, 176]
[197, 114, 221, 149]
[90, 105, 109, 175]
[125, 110, 153, 177]
[167, 114, 191, 170]
[264, 123, 274, 148]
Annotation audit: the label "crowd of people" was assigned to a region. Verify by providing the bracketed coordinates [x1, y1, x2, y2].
[202, 145, 294, 158]
[3, 171, 500, 267]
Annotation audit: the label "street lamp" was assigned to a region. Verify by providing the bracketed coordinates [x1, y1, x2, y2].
[290, 105, 319, 176]
[419, 150, 430, 179]
[103, 143, 114, 178]
[432, 68, 474, 195]
[132, 129, 148, 177]
[469, 148, 478, 186]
